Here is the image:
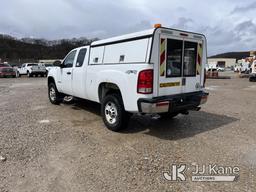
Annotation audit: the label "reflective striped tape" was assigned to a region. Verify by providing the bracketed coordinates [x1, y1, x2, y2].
[160, 82, 180, 88]
[160, 38, 166, 77]
[197, 43, 203, 75]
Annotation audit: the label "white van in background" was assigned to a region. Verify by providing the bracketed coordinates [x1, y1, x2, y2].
[249, 60, 256, 82]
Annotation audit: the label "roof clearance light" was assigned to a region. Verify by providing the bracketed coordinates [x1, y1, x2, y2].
[154, 24, 162, 28]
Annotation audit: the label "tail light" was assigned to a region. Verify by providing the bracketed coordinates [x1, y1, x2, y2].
[137, 69, 153, 94]
[203, 68, 207, 87]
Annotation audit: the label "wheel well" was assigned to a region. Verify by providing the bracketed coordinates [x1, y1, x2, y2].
[98, 83, 122, 103]
[48, 76, 55, 86]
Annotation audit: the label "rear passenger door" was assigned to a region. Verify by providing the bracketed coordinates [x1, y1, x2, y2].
[72, 47, 88, 98]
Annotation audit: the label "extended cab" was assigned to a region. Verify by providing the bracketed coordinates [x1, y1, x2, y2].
[48, 26, 209, 131]
[18, 63, 47, 77]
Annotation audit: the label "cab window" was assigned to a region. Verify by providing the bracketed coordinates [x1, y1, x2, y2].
[76, 48, 87, 67]
[63, 50, 77, 68]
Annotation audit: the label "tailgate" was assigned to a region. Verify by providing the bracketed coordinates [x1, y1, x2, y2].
[32, 66, 45, 71]
[157, 33, 204, 96]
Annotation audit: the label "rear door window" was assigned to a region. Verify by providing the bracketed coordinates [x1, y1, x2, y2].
[183, 41, 197, 77]
[166, 39, 183, 77]
[76, 48, 87, 67]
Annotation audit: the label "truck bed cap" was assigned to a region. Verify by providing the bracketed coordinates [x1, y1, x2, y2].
[91, 29, 155, 47]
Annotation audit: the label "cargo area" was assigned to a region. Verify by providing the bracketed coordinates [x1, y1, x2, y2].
[152, 29, 206, 97]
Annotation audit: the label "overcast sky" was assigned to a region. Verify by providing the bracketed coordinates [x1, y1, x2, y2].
[0, 0, 255, 55]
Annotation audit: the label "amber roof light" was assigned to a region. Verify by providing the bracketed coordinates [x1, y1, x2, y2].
[154, 24, 162, 28]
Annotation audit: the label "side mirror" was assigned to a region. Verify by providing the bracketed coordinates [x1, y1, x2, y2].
[53, 60, 62, 67]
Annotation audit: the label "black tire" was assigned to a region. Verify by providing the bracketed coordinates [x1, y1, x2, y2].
[48, 82, 62, 105]
[101, 94, 130, 131]
[17, 72, 20, 77]
[12, 75, 16, 78]
[159, 112, 179, 119]
[249, 77, 256, 82]
[27, 71, 31, 78]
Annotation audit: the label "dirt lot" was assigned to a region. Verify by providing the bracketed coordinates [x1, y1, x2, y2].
[0, 73, 256, 192]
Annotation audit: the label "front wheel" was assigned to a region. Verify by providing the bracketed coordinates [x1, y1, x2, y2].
[48, 83, 62, 105]
[101, 94, 130, 132]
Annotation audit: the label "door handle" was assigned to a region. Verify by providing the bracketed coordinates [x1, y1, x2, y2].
[67, 72, 71, 75]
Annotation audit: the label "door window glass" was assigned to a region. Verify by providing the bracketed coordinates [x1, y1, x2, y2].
[183, 41, 197, 76]
[63, 50, 77, 68]
[76, 48, 87, 67]
[166, 39, 183, 77]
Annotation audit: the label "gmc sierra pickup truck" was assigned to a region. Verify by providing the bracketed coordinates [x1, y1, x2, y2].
[48, 25, 209, 131]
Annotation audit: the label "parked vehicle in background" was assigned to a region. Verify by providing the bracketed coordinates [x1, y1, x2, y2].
[8, 63, 19, 77]
[0, 64, 16, 78]
[217, 67, 225, 72]
[40, 63, 54, 76]
[48, 26, 209, 131]
[234, 64, 241, 72]
[17, 63, 47, 77]
[249, 60, 256, 82]
[241, 63, 250, 74]
[206, 68, 219, 78]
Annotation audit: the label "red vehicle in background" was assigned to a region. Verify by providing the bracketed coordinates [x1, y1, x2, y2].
[0, 64, 16, 78]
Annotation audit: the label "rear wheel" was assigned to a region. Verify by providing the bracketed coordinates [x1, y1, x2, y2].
[101, 94, 130, 131]
[249, 77, 256, 82]
[48, 83, 62, 105]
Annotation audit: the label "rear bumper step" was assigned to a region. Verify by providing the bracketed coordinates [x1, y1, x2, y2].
[138, 91, 209, 114]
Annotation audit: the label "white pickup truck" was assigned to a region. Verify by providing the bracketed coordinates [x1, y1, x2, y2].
[17, 63, 47, 77]
[48, 26, 209, 131]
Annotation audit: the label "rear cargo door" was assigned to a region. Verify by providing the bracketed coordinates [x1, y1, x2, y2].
[182, 39, 203, 93]
[158, 35, 183, 96]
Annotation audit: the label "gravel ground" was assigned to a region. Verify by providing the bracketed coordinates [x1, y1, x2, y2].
[0, 73, 256, 192]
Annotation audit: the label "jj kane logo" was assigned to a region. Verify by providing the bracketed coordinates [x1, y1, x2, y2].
[163, 163, 240, 182]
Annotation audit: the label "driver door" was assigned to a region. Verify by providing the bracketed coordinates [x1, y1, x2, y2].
[61, 50, 77, 95]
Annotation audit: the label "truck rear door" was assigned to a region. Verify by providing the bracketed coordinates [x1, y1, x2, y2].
[182, 38, 203, 93]
[157, 33, 203, 96]
[158, 35, 183, 96]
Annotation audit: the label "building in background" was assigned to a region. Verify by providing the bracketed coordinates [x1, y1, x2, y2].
[208, 58, 237, 69]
